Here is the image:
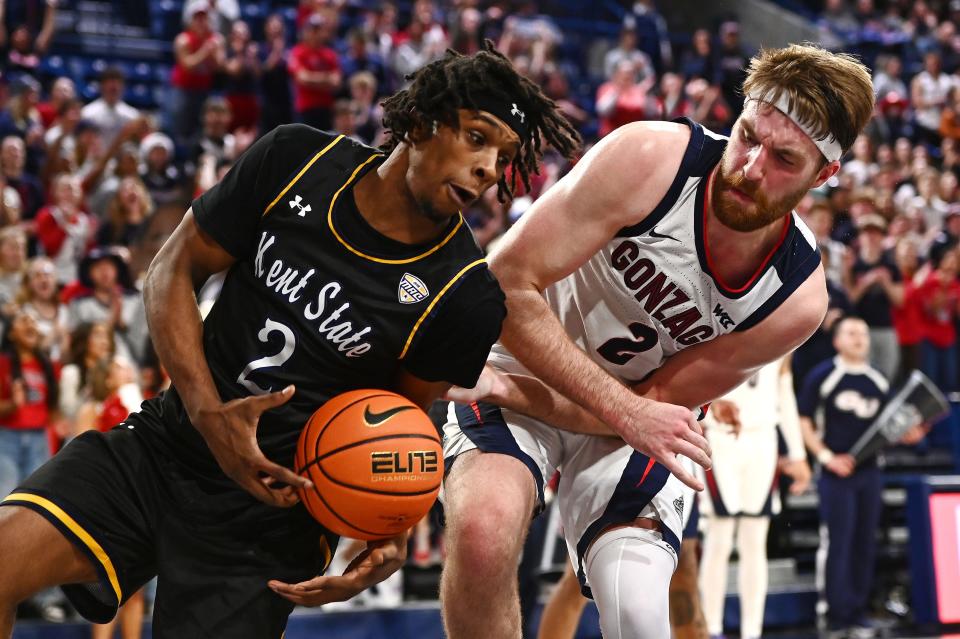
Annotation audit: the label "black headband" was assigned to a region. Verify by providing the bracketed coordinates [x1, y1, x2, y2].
[470, 94, 530, 141]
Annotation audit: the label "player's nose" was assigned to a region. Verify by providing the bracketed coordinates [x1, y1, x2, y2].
[472, 148, 499, 186]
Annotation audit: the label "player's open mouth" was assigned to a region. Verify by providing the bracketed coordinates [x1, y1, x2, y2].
[729, 187, 754, 203]
[448, 183, 475, 207]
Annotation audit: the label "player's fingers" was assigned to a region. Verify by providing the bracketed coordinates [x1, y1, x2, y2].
[260, 457, 312, 491]
[673, 439, 712, 471]
[680, 428, 711, 458]
[249, 385, 296, 413]
[659, 456, 704, 492]
[443, 386, 479, 403]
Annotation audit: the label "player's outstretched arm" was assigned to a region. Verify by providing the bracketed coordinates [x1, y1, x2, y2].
[143, 210, 311, 507]
[489, 122, 712, 490]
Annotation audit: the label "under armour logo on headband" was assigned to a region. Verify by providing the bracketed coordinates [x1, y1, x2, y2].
[511, 103, 525, 124]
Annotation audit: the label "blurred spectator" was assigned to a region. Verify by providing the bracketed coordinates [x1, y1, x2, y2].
[625, 0, 673, 72]
[42, 97, 81, 176]
[449, 7, 483, 56]
[181, 0, 238, 37]
[842, 135, 877, 187]
[81, 67, 141, 148]
[0, 0, 57, 77]
[87, 142, 140, 220]
[684, 77, 732, 133]
[596, 59, 658, 137]
[190, 97, 236, 169]
[819, 0, 861, 41]
[541, 63, 589, 131]
[393, 10, 448, 85]
[0, 172, 21, 227]
[891, 239, 924, 384]
[917, 248, 960, 391]
[66, 247, 147, 365]
[95, 176, 151, 248]
[289, 12, 342, 131]
[34, 173, 94, 284]
[0, 311, 59, 501]
[803, 201, 847, 285]
[139, 132, 182, 206]
[58, 321, 113, 428]
[603, 25, 655, 85]
[870, 89, 911, 143]
[0, 225, 25, 315]
[332, 99, 357, 141]
[0, 75, 42, 151]
[680, 28, 717, 83]
[340, 27, 389, 94]
[847, 214, 904, 380]
[716, 21, 749, 115]
[657, 72, 685, 120]
[73, 356, 141, 435]
[170, 1, 225, 146]
[873, 55, 908, 99]
[939, 85, 960, 143]
[35, 76, 74, 130]
[222, 20, 260, 133]
[17, 257, 67, 362]
[260, 13, 293, 134]
[910, 51, 954, 147]
[1, 135, 41, 220]
[346, 71, 382, 145]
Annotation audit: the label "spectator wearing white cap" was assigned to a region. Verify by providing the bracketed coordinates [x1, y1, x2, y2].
[139, 132, 182, 206]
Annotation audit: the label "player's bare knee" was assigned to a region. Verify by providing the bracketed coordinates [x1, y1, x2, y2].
[451, 497, 530, 575]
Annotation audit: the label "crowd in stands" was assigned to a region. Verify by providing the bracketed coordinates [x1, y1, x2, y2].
[0, 0, 959, 629]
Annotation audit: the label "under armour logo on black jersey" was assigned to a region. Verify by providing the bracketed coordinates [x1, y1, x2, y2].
[510, 103, 525, 123]
[289, 194, 312, 217]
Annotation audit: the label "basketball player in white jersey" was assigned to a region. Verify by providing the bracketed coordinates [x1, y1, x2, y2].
[440, 44, 876, 638]
[699, 356, 811, 639]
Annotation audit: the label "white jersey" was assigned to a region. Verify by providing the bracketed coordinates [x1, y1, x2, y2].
[535, 120, 821, 385]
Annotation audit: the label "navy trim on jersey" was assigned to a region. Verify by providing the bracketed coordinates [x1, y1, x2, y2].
[735, 234, 821, 331]
[452, 402, 546, 513]
[704, 467, 730, 517]
[616, 118, 725, 238]
[574, 452, 676, 599]
[694, 176, 821, 303]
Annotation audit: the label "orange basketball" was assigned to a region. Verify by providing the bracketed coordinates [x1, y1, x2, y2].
[294, 389, 443, 540]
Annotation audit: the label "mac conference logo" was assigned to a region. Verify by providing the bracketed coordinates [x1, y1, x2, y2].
[398, 273, 429, 304]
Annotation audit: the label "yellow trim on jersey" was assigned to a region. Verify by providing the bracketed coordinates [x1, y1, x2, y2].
[327, 155, 466, 265]
[262, 134, 345, 216]
[3, 492, 122, 603]
[399, 258, 487, 359]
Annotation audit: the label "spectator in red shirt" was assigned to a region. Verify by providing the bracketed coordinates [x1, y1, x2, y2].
[288, 12, 342, 131]
[917, 247, 960, 391]
[34, 173, 95, 284]
[595, 59, 658, 137]
[169, 2, 225, 146]
[891, 239, 926, 384]
[0, 311, 59, 500]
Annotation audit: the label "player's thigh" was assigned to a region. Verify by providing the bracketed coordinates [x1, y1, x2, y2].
[557, 437, 685, 582]
[0, 505, 98, 601]
[442, 400, 562, 534]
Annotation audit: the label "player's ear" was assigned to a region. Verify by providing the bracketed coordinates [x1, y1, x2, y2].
[811, 159, 841, 189]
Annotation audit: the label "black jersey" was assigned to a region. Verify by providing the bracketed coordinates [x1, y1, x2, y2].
[142, 125, 505, 474]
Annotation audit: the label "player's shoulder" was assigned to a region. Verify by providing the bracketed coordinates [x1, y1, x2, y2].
[268, 125, 383, 173]
[605, 118, 725, 175]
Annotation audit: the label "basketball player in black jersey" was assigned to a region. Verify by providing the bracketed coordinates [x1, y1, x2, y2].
[0, 43, 579, 638]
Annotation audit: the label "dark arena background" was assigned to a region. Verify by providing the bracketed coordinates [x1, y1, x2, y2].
[0, 0, 958, 637]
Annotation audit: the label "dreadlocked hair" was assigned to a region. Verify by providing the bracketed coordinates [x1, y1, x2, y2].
[380, 40, 581, 202]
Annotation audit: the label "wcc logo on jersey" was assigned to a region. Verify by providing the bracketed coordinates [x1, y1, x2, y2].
[398, 273, 429, 304]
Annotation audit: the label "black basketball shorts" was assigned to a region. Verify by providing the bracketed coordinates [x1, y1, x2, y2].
[0, 406, 336, 638]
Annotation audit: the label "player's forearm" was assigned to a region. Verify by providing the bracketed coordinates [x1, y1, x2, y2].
[492, 372, 619, 437]
[143, 242, 223, 424]
[498, 288, 648, 438]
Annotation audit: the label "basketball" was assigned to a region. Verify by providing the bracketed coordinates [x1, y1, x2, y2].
[294, 389, 443, 540]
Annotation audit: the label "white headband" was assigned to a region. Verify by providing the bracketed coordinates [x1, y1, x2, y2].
[745, 89, 843, 162]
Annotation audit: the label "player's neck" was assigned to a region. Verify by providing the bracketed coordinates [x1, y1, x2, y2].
[704, 172, 788, 290]
[353, 146, 451, 245]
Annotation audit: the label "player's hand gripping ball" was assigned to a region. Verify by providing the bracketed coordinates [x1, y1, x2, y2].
[294, 390, 443, 540]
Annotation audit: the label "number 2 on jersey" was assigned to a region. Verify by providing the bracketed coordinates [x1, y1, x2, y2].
[596, 322, 659, 365]
[237, 318, 296, 395]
